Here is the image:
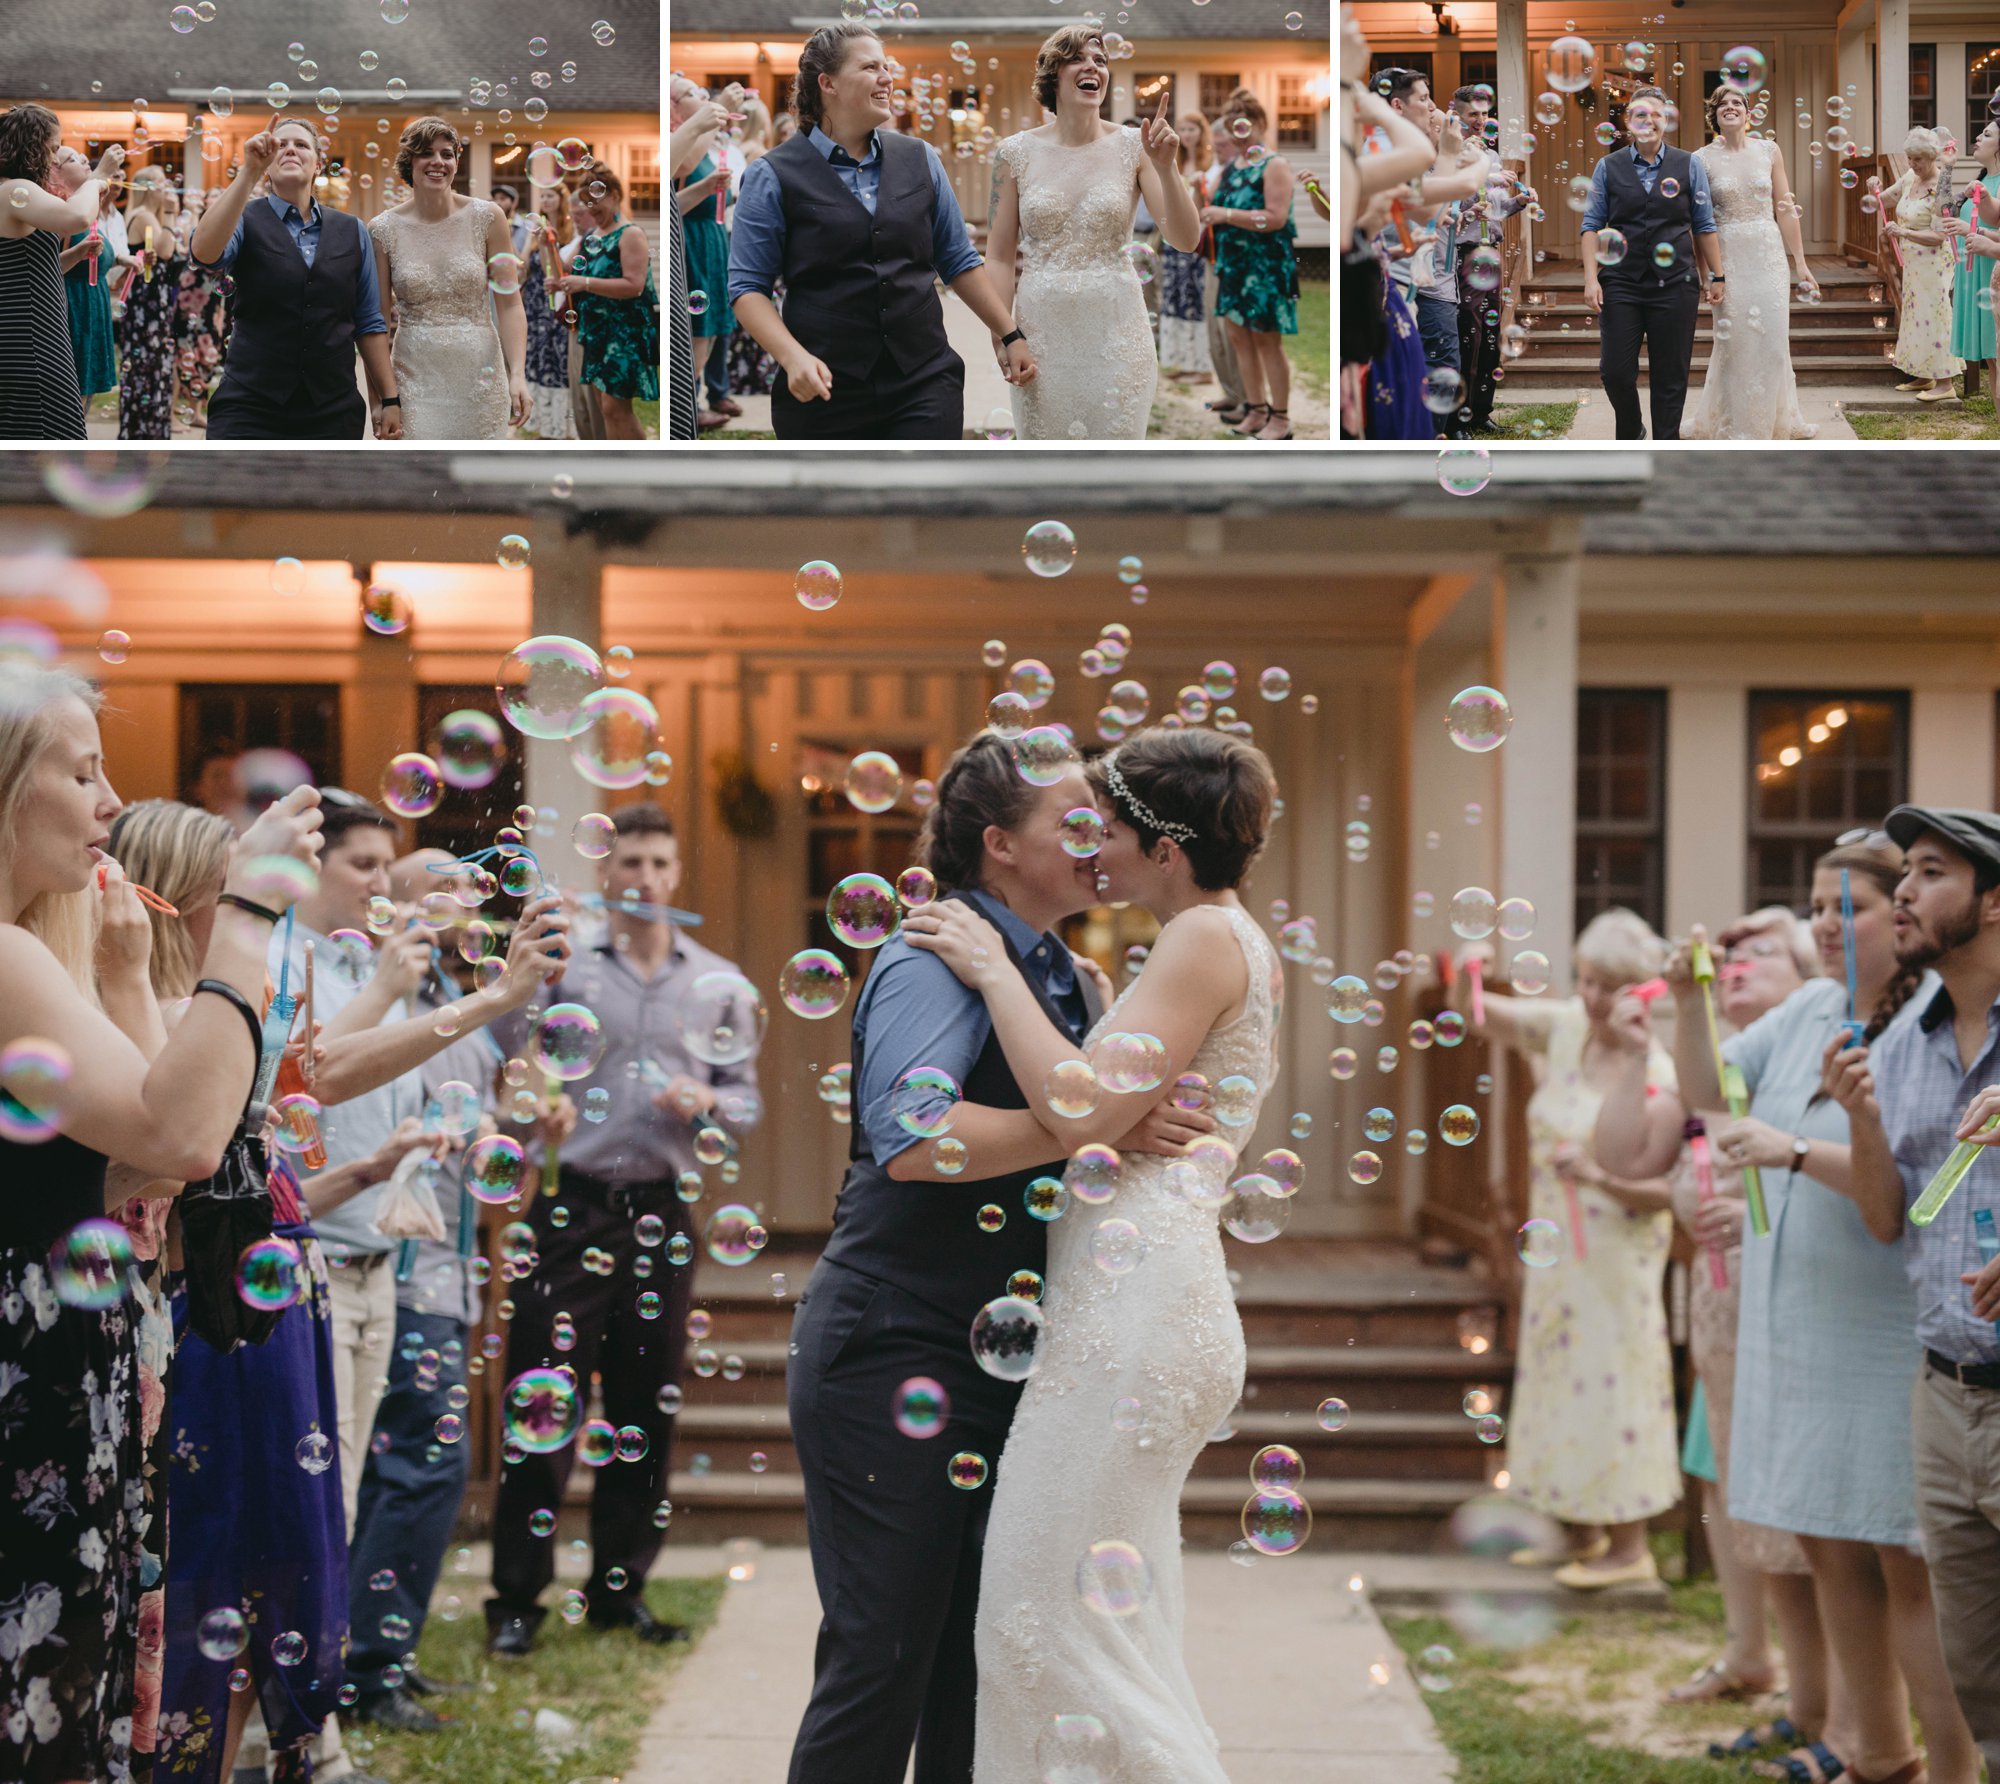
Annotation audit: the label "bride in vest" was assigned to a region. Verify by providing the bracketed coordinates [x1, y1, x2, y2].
[367, 118, 530, 439]
[985, 27, 1203, 440]
[1681, 85, 1820, 439]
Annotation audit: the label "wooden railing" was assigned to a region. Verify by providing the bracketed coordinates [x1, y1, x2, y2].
[1845, 152, 1905, 331]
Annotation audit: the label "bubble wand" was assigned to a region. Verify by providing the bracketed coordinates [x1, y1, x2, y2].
[1692, 934, 1768, 1237]
[1911, 1113, 2000, 1226]
[300, 940, 316, 1089]
[540, 1072, 563, 1198]
[1686, 1116, 1729, 1291]
[1466, 955, 1486, 1029]
[1976, 1209, 2000, 1346]
[1839, 868, 1865, 1048]
[94, 859, 180, 916]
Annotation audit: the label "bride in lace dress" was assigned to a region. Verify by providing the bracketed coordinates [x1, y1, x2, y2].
[985, 28, 1203, 439]
[1681, 87, 1820, 439]
[367, 118, 530, 439]
[905, 730, 1282, 1782]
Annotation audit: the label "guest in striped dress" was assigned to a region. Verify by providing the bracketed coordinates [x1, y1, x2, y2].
[0, 107, 121, 440]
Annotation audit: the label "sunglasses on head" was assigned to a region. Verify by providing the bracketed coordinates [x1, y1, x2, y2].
[1835, 827, 1894, 850]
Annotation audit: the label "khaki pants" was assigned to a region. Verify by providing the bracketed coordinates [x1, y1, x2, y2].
[1204, 261, 1244, 408]
[327, 1251, 399, 1540]
[1911, 1361, 2000, 1771]
[569, 331, 607, 440]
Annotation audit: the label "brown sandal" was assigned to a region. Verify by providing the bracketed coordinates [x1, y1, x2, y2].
[1667, 1656, 1777, 1703]
[1846, 1763, 1925, 1784]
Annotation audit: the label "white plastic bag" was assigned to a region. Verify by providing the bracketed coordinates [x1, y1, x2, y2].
[371, 1147, 447, 1242]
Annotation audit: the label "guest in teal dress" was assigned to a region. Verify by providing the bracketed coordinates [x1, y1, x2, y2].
[54, 149, 118, 410]
[551, 161, 658, 439]
[670, 74, 735, 429]
[1660, 840, 1977, 1784]
[1951, 121, 2000, 402]
[1205, 89, 1300, 441]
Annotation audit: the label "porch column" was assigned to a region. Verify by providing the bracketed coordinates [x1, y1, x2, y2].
[521, 532, 606, 869]
[1496, 0, 1530, 161]
[1912, 689, 1997, 808]
[467, 133, 493, 200]
[1495, 548, 1579, 993]
[1663, 685, 1748, 939]
[1838, 3, 1874, 157]
[1937, 42, 1969, 157]
[1881, 0, 1911, 149]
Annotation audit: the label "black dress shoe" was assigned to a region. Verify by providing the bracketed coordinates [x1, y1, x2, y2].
[403, 1665, 472, 1697]
[351, 1687, 448, 1733]
[586, 1601, 690, 1644]
[486, 1613, 537, 1657]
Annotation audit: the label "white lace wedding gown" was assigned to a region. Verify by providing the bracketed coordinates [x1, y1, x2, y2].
[367, 197, 511, 440]
[998, 127, 1159, 440]
[973, 905, 1282, 1781]
[1680, 136, 1817, 440]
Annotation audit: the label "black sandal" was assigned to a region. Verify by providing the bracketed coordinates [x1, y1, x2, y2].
[1256, 408, 1294, 440]
[1710, 1716, 1800, 1760]
[1207, 398, 1249, 423]
[1232, 402, 1272, 436]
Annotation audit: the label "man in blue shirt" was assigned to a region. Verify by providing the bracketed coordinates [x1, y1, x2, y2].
[190, 118, 399, 440]
[1834, 805, 2000, 1770]
[1579, 87, 1723, 440]
[729, 23, 1037, 439]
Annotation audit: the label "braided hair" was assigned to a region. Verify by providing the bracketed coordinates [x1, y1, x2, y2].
[1816, 841, 1920, 1042]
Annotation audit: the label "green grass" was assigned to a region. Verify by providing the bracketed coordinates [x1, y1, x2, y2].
[1293, 278, 1330, 397]
[1491, 401, 1581, 440]
[348, 1575, 725, 1784]
[1848, 383, 1999, 440]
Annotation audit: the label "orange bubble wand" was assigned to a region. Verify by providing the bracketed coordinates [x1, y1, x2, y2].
[95, 859, 180, 916]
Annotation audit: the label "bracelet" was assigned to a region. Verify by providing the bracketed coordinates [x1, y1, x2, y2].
[192, 978, 266, 1078]
[1000, 327, 1026, 347]
[216, 891, 283, 924]
[380, 395, 402, 408]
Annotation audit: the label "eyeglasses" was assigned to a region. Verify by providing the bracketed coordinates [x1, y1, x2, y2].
[318, 786, 372, 810]
[1835, 827, 1894, 850]
[1722, 936, 1787, 965]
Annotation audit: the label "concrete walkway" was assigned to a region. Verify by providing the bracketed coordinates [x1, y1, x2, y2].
[631, 1546, 1456, 1784]
[1499, 382, 1936, 441]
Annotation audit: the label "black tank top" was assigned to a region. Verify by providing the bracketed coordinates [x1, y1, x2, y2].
[0, 1130, 111, 1255]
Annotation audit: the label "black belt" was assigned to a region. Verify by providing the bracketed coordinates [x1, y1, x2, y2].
[1927, 1348, 2000, 1390]
[559, 1165, 669, 1213]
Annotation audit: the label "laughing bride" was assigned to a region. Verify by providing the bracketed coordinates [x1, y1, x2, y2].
[985, 25, 1202, 440]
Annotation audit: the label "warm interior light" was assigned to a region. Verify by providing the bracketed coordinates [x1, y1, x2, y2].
[1779, 745, 1802, 767]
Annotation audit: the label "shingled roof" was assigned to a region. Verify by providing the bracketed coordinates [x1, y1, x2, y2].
[670, 0, 1330, 41]
[6, 0, 658, 115]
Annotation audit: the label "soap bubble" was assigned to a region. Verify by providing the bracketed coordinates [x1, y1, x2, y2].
[1037, 1716, 1118, 1779]
[948, 1450, 988, 1489]
[1546, 34, 1596, 92]
[1511, 951, 1552, 995]
[891, 1066, 961, 1138]
[49, 1218, 133, 1308]
[679, 970, 768, 1066]
[1089, 1031, 1167, 1095]
[1077, 1539, 1154, 1615]
[380, 751, 444, 818]
[1011, 725, 1075, 787]
[1440, 1105, 1481, 1147]
[1007, 658, 1056, 709]
[894, 1377, 949, 1438]
[1058, 806, 1106, 858]
[504, 1367, 582, 1452]
[1497, 897, 1536, 940]
[1241, 1487, 1312, 1555]
[1088, 1216, 1147, 1277]
[197, 1606, 248, 1659]
[236, 1235, 303, 1309]
[1022, 520, 1077, 577]
[1597, 227, 1630, 267]
[295, 1430, 334, 1474]
[794, 560, 842, 611]
[1067, 1142, 1121, 1204]
[495, 635, 604, 740]
[569, 687, 661, 790]
[1437, 447, 1491, 497]
[1329, 976, 1371, 1023]
[844, 750, 903, 814]
[827, 872, 902, 948]
[271, 1630, 307, 1667]
[435, 709, 507, 789]
[1517, 1218, 1562, 1267]
[533, 1004, 605, 1082]
[1721, 44, 1769, 93]
[1449, 888, 1498, 940]
[1348, 1151, 1383, 1186]
[1024, 1176, 1069, 1221]
[466, 1134, 526, 1204]
[705, 1204, 767, 1266]
[779, 949, 850, 1020]
[1221, 1174, 1291, 1243]
[572, 812, 615, 859]
[1317, 1398, 1351, 1432]
[970, 1294, 1044, 1381]
[1251, 1443, 1305, 1493]
[1446, 687, 1513, 753]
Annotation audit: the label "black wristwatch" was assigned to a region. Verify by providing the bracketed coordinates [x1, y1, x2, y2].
[380, 395, 402, 408]
[999, 328, 1026, 347]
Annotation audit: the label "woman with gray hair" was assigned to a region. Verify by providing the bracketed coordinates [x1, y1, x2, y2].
[1877, 125, 1964, 402]
[1448, 907, 1686, 1590]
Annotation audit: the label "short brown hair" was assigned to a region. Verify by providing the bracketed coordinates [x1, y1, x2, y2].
[1089, 728, 1275, 891]
[610, 804, 675, 841]
[394, 115, 463, 187]
[1627, 85, 1669, 111]
[1704, 85, 1750, 134]
[793, 23, 879, 132]
[1222, 87, 1268, 136]
[918, 732, 1041, 893]
[271, 116, 325, 164]
[1034, 25, 1107, 115]
[0, 104, 61, 187]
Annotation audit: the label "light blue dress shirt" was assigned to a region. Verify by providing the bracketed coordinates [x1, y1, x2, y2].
[726, 126, 983, 306]
[197, 192, 388, 336]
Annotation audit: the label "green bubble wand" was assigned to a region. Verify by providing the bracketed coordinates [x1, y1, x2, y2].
[1693, 935, 1768, 1238]
[1910, 1112, 2000, 1226]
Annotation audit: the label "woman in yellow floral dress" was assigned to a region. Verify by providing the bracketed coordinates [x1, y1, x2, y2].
[1880, 127, 1963, 400]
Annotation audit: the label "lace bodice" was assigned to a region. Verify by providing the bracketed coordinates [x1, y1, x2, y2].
[1702, 134, 1778, 230]
[999, 126, 1159, 440]
[973, 905, 1281, 1782]
[368, 197, 510, 440]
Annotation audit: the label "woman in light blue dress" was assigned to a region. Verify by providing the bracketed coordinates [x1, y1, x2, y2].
[1670, 841, 1974, 1784]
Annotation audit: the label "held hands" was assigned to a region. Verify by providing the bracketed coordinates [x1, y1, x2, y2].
[1710, 1116, 1794, 1171]
[903, 901, 1008, 990]
[1140, 90, 1179, 170]
[999, 334, 1038, 385]
[373, 402, 404, 441]
[92, 858, 154, 985]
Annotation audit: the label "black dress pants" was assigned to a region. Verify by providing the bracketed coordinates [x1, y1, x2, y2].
[1598, 274, 1701, 440]
[785, 1259, 1023, 1784]
[204, 377, 368, 439]
[772, 351, 966, 441]
[487, 1170, 697, 1627]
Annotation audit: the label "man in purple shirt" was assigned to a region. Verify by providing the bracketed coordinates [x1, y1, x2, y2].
[485, 804, 760, 1656]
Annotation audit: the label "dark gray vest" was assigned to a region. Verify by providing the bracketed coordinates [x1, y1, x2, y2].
[1599, 145, 1698, 289]
[214, 199, 366, 409]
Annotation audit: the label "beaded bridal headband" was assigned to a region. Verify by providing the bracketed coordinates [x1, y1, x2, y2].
[1101, 751, 1197, 846]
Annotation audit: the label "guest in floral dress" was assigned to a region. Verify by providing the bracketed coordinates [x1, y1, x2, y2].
[553, 162, 657, 439]
[117, 171, 184, 441]
[1880, 127, 1963, 400]
[172, 194, 230, 432]
[1207, 90, 1301, 440]
[1451, 908, 1685, 1591]
[1158, 114, 1214, 382]
[521, 184, 577, 440]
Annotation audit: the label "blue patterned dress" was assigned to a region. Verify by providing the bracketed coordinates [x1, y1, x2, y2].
[1213, 159, 1299, 336]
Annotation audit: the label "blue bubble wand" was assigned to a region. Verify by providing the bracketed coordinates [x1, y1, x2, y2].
[1839, 868, 1866, 1049]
